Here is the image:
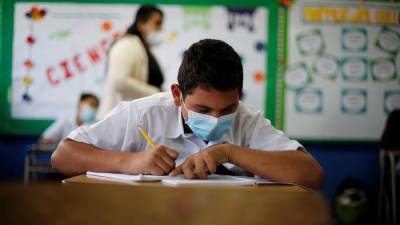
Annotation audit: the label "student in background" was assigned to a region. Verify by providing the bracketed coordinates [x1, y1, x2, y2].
[97, 5, 165, 119]
[52, 39, 324, 189]
[39, 93, 99, 145]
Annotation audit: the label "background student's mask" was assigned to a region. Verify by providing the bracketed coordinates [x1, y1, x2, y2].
[79, 105, 96, 124]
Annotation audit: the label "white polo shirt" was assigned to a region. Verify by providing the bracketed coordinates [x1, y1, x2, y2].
[42, 114, 79, 144]
[67, 92, 301, 174]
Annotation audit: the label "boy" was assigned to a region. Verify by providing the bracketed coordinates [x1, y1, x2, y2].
[40, 93, 99, 144]
[52, 39, 324, 189]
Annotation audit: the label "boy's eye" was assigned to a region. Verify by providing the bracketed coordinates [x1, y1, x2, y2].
[222, 106, 237, 114]
[222, 108, 233, 114]
[199, 109, 210, 114]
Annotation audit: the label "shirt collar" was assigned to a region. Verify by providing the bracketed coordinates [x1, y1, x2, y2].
[165, 106, 186, 139]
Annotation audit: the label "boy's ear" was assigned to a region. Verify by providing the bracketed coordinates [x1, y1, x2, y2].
[170, 84, 181, 107]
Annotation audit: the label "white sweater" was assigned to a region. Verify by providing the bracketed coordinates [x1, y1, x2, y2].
[97, 35, 160, 119]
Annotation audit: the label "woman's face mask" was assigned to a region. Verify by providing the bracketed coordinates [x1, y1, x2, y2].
[180, 95, 237, 142]
[145, 30, 163, 47]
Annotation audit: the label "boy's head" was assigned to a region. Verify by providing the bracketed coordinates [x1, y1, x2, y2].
[79, 93, 99, 109]
[78, 93, 99, 124]
[172, 39, 243, 119]
[176, 39, 243, 99]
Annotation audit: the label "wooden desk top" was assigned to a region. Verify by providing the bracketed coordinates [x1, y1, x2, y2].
[0, 176, 331, 225]
[63, 174, 308, 192]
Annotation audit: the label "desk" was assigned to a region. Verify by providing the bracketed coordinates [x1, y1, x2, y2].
[1, 175, 331, 225]
[63, 174, 308, 191]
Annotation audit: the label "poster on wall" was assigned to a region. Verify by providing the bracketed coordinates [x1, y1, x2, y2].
[12, 3, 268, 119]
[284, 0, 400, 140]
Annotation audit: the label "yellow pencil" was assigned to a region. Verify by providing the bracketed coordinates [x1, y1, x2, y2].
[137, 125, 155, 147]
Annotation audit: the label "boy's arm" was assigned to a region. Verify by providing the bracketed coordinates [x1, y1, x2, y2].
[170, 144, 324, 189]
[227, 145, 324, 189]
[51, 139, 178, 176]
[40, 117, 65, 144]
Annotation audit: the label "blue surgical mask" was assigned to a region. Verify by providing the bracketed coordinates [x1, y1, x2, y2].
[79, 105, 97, 124]
[181, 96, 237, 142]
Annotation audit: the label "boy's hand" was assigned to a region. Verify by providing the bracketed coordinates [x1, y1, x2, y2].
[124, 145, 178, 175]
[169, 144, 231, 179]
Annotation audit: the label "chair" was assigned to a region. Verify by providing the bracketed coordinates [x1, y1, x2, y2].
[378, 110, 400, 225]
[23, 143, 58, 183]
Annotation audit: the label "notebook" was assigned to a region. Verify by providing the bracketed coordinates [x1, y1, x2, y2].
[86, 171, 273, 186]
[86, 171, 176, 182]
[161, 174, 257, 186]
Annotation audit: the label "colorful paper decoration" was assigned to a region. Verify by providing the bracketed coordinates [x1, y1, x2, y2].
[226, 8, 256, 32]
[102, 21, 112, 32]
[167, 32, 177, 42]
[182, 6, 211, 31]
[255, 41, 266, 52]
[22, 6, 47, 102]
[280, 0, 293, 7]
[25, 7, 47, 21]
[253, 71, 265, 83]
[22, 92, 32, 102]
[26, 35, 36, 45]
[24, 59, 33, 69]
[23, 75, 33, 86]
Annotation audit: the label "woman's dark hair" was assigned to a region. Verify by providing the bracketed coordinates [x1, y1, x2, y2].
[126, 5, 163, 45]
[178, 39, 243, 98]
[125, 5, 164, 88]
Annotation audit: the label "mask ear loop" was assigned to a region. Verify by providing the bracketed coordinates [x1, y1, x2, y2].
[180, 93, 189, 124]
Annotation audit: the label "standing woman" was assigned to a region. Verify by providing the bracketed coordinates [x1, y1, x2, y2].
[97, 5, 164, 119]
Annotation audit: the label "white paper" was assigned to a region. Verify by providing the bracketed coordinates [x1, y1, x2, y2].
[341, 89, 367, 113]
[284, 64, 310, 89]
[342, 28, 367, 51]
[341, 58, 367, 81]
[86, 171, 275, 186]
[297, 31, 323, 54]
[86, 171, 176, 182]
[378, 30, 400, 53]
[312, 55, 339, 79]
[371, 59, 396, 81]
[384, 91, 400, 112]
[162, 174, 257, 186]
[296, 89, 322, 113]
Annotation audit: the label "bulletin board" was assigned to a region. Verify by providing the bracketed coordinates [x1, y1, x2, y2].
[0, 0, 279, 135]
[280, 0, 400, 142]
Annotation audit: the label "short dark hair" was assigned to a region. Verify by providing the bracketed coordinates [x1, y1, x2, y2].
[80, 93, 99, 105]
[126, 5, 163, 41]
[177, 39, 243, 98]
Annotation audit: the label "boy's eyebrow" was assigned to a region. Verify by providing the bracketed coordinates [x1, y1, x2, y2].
[222, 103, 238, 110]
[194, 103, 238, 110]
[194, 104, 211, 110]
